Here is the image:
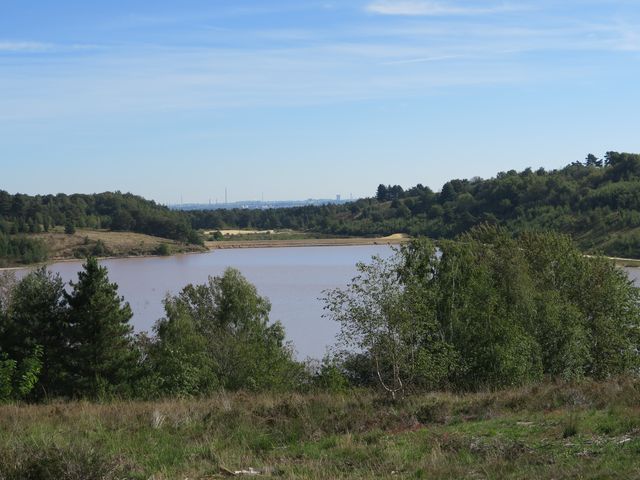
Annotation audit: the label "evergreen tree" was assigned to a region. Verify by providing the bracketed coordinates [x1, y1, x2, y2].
[64, 257, 134, 398]
[2, 268, 68, 398]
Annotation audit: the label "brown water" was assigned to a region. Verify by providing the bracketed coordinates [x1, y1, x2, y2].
[15, 245, 394, 359]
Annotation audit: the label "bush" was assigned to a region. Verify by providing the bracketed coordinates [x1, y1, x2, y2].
[324, 226, 640, 396]
[0, 346, 43, 402]
[142, 268, 304, 394]
[154, 243, 171, 256]
[0, 442, 129, 480]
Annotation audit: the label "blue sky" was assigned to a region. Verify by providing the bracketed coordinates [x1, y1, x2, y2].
[2, 0, 640, 203]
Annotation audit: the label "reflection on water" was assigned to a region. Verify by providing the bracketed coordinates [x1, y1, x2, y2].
[16, 245, 394, 359]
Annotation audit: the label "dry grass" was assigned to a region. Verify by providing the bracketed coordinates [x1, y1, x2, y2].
[2, 379, 640, 479]
[27, 229, 204, 261]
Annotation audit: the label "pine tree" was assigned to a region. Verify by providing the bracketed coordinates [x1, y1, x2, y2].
[65, 257, 134, 398]
[2, 268, 68, 398]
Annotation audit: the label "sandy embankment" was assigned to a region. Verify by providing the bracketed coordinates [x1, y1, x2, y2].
[205, 234, 411, 250]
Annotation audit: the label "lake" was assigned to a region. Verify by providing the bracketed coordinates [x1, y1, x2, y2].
[14, 247, 640, 359]
[14, 245, 394, 359]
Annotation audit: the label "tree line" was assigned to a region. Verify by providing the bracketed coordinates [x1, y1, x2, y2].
[1, 228, 639, 401]
[0, 190, 203, 248]
[0, 233, 48, 267]
[4, 151, 640, 265]
[0, 259, 302, 401]
[188, 152, 640, 258]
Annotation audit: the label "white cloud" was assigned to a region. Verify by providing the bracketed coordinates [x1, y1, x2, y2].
[366, 1, 517, 16]
[0, 41, 53, 52]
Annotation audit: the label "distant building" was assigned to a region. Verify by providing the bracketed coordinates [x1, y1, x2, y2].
[336, 194, 341, 202]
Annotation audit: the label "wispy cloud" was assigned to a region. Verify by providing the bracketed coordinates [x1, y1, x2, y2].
[366, 1, 520, 16]
[382, 54, 461, 65]
[0, 41, 53, 52]
[1, 2, 639, 122]
[0, 41, 105, 54]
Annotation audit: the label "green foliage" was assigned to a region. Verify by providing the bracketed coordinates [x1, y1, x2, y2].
[325, 227, 640, 395]
[0, 262, 305, 400]
[188, 152, 640, 258]
[0, 233, 48, 267]
[64, 257, 135, 398]
[64, 221, 76, 235]
[0, 268, 67, 398]
[144, 268, 304, 394]
[308, 356, 351, 393]
[0, 346, 43, 402]
[154, 243, 171, 256]
[0, 190, 201, 250]
[141, 301, 217, 397]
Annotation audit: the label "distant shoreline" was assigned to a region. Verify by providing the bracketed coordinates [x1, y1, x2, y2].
[205, 235, 411, 250]
[0, 236, 409, 272]
[3, 236, 640, 272]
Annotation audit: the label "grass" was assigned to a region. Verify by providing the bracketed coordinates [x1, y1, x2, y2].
[26, 228, 204, 263]
[2, 378, 640, 479]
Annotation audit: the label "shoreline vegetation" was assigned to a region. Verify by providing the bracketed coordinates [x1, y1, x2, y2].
[0, 229, 412, 270]
[2, 229, 638, 272]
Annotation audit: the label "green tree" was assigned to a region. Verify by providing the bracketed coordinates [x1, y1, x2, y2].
[64, 220, 76, 235]
[1, 268, 68, 398]
[376, 184, 388, 202]
[64, 257, 135, 398]
[326, 227, 640, 394]
[157, 268, 302, 391]
[0, 346, 43, 403]
[143, 299, 217, 397]
[324, 245, 456, 398]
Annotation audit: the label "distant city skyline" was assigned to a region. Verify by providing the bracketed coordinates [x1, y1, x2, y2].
[2, 1, 640, 204]
[171, 196, 352, 210]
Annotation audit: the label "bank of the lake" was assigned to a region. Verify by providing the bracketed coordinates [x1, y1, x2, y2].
[204, 234, 411, 250]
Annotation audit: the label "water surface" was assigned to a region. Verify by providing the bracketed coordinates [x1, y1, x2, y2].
[16, 248, 639, 359]
[17, 245, 393, 359]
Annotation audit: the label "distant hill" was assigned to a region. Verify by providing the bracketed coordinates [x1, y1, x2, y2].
[187, 152, 640, 258]
[5, 151, 640, 264]
[0, 191, 202, 265]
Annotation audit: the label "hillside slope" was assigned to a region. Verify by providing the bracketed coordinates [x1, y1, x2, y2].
[189, 152, 640, 257]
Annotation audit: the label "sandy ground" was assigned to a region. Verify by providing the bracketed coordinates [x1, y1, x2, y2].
[204, 229, 277, 236]
[205, 234, 411, 250]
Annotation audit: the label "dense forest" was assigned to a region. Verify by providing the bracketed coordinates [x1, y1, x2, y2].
[0, 191, 202, 264]
[190, 152, 640, 257]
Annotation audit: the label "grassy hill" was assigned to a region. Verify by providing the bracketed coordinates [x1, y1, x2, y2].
[0, 191, 203, 266]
